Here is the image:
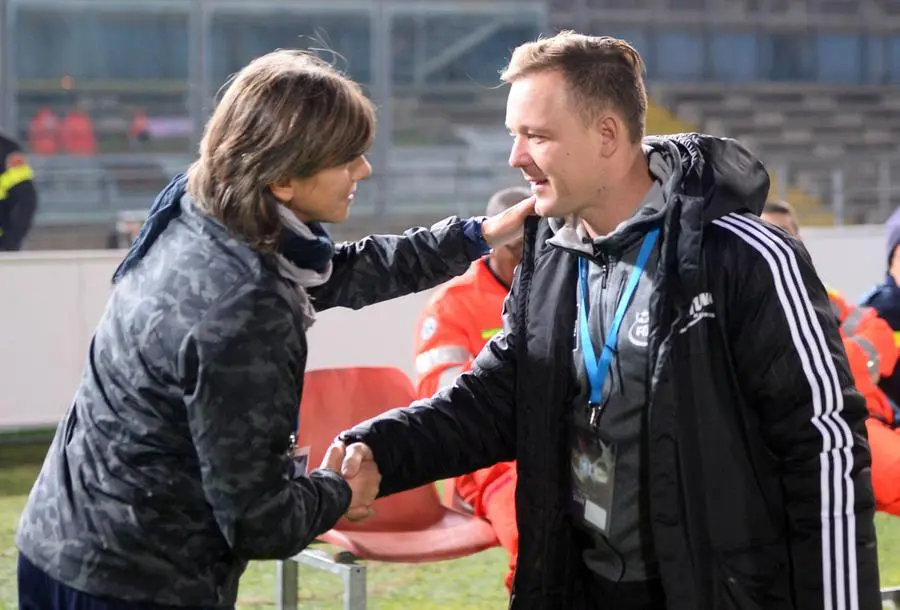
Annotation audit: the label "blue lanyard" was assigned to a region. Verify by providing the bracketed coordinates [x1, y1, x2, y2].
[578, 228, 659, 421]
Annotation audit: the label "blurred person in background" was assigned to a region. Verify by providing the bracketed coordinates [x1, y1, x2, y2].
[759, 199, 800, 237]
[861, 207, 900, 411]
[335, 31, 880, 609]
[413, 184, 531, 593]
[763, 200, 900, 516]
[0, 129, 38, 251]
[14, 49, 533, 610]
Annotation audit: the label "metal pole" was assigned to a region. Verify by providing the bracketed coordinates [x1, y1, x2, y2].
[370, 0, 393, 216]
[575, 0, 588, 31]
[538, 0, 550, 34]
[0, 0, 15, 135]
[341, 562, 367, 610]
[275, 560, 299, 610]
[200, 2, 214, 147]
[773, 162, 789, 200]
[5, 0, 16, 139]
[188, 0, 207, 154]
[0, 0, 7, 132]
[831, 168, 845, 226]
[878, 158, 891, 220]
[413, 15, 426, 88]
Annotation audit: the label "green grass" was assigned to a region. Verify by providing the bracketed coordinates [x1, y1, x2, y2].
[0, 442, 507, 609]
[2, 441, 900, 608]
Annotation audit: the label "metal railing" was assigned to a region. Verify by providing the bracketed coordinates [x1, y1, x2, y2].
[768, 156, 900, 225]
[272, 558, 900, 610]
[885, 586, 900, 607]
[27, 150, 900, 230]
[26, 155, 525, 227]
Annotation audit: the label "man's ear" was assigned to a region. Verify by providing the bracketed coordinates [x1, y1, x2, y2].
[595, 114, 621, 160]
[268, 179, 294, 204]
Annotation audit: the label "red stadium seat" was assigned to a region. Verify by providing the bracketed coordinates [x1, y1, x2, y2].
[296, 366, 498, 562]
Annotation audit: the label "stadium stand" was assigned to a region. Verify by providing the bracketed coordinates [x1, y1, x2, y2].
[9, 0, 900, 249]
[653, 82, 900, 225]
[648, 85, 837, 226]
[6, 2, 900, 606]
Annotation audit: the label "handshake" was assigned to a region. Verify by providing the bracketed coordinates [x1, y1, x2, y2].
[321, 441, 382, 522]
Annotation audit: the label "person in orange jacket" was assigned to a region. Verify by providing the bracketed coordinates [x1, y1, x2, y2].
[413, 186, 531, 592]
[763, 200, 900, 515]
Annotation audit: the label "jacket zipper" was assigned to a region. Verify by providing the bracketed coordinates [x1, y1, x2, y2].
[598, 252, 609, 290]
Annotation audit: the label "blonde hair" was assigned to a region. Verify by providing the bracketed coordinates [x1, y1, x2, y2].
[188, 49, 376, 252]
[501, 30, 648, 143]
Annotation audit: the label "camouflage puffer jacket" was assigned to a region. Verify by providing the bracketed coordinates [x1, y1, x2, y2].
[16, 195, 484, 607]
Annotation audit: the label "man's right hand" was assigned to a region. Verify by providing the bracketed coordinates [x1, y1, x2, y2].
[324, 441, 381, 522]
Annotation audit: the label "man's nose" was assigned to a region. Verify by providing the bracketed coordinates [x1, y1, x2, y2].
[508, 137, 530, 168]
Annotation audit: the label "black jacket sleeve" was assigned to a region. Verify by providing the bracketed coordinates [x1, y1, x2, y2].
[181, 282, 351, 559]
[0, 141, 35, 243]
[308, 216, 486, 311]
[715, 214, 881, 609]
[338, 267, 520, 497]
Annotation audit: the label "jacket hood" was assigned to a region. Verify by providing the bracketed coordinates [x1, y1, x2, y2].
[548, 133, 770, 246]
[642, 133, 769, 220]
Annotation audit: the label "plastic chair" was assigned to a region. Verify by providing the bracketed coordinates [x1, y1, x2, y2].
[277, 366, 498, 610]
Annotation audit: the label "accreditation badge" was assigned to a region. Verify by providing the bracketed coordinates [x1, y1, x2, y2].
[569, 417, 617, 536]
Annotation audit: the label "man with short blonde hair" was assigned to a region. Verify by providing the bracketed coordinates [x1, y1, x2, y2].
[501, 30, 647, 143]
[337, 31, 879, 609]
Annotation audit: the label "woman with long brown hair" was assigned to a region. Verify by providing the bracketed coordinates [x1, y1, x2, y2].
[16, 49, 532, 610]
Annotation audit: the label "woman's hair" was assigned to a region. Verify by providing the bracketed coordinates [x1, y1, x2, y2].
[187, 49, 376, 251]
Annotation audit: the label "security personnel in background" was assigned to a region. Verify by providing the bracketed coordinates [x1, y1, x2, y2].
[862, 206, 900, 406]
[827, 287, 900, 516]
[0, 130, 38, 251]
[761, 200, 897, 394]
[413, 185, 531, 594]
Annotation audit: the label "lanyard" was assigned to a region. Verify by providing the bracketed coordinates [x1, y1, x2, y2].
[578, 228, 659, 425]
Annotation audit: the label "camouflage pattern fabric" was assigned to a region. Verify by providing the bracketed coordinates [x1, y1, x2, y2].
[15, 195, 478, 606]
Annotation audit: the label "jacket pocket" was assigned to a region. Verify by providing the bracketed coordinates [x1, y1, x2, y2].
[715, 541, 794, 610]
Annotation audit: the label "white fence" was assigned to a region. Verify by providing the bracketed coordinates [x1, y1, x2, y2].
[0, 223, 886, 430]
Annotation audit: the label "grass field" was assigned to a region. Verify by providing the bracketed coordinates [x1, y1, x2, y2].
[2, 441, 899, 609]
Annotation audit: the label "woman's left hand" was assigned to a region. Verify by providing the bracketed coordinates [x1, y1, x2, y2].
[480, 196, 536, 248]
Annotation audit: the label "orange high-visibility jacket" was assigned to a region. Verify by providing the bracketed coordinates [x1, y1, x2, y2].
[828, 288, 897, 420]
[414, 258, 510, 396]
[828, 287, 900, 515]
[413, 257, 519, 590]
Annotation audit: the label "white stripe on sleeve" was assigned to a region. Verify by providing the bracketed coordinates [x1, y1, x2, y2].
[713, 212, 857, 610]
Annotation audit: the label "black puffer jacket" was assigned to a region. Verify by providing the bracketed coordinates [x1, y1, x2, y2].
[341, 134, 880, 609]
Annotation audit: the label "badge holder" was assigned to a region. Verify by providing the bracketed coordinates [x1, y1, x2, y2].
[570, 228, 658, 536]
[570, 407, 617, 535]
